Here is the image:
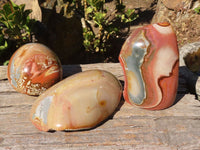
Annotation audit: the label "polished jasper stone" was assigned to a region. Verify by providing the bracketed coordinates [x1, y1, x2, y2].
[119, 23, 179, 110]
[30, 70, 122, 131]
[7, 43, 62, 96]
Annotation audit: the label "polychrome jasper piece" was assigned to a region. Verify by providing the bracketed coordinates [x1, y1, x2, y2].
[30, 70, 122, 131]
[119, 22, 179, 110]
[7, 43, 62, 96]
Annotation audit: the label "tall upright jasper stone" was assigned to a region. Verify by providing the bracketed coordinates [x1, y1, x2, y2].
[119, 23, 179, 110]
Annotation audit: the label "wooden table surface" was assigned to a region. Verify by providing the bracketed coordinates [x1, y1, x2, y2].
[0, 63, 200, 150]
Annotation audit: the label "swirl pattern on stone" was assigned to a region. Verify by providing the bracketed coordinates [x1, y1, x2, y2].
[119, 23, 179, 110]
[7, 43, 62, 96]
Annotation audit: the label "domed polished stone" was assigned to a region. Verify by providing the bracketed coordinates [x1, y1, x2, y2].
[7, 43, 62, 96]
[119, 22, 179, 110]
[30, 70, 122, 131]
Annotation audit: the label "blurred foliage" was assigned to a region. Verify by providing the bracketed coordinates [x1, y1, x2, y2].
[0, 0, 36, 65]
[194, 6, 200, 14]
[57, 0, 138, 54]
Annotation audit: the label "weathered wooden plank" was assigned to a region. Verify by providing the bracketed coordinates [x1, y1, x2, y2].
[0, 66, 7, 80]
[0, 63, 188, 93]
[0, 63, 124, 80]
[0, 63, 200, 150]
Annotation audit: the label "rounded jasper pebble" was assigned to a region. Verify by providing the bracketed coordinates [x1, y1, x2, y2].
[7, 43, 62, 96]
[30, 70, 122, 131]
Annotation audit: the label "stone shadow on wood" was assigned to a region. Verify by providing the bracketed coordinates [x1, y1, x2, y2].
[62, 65, 82, 79]
[173, 66, 199, 105]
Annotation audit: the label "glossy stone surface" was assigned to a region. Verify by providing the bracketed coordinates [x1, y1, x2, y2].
[7, 43, 62, 96]
[30, 70, 122, 131]
[119, 23, 179, 110]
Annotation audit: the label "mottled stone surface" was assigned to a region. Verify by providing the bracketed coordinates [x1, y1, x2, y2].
[152, 0, 200, 46]
[123, 0, 156, 9]
[161, 0, 193, 10]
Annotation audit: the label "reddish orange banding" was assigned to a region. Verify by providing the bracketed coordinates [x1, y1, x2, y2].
[7, 43, 62, 96]
[157, 22, 170, 27]
[119, 23, 179, 110]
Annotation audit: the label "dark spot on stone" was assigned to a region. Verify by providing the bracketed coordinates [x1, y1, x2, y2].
[99, 100, 106, 106]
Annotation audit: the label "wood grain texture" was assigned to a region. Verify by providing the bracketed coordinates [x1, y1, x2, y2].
[0, 63, 200, 150]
